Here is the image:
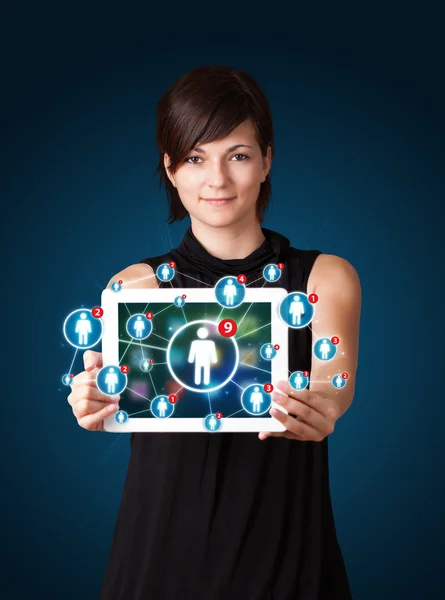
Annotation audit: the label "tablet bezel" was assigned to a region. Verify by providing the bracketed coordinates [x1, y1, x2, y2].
[101, 287, 289, 433]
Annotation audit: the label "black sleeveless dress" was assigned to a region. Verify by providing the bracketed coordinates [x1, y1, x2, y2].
[100, 226, 352, 600]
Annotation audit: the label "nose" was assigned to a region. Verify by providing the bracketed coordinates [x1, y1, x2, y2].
[206, 160, 230, 187]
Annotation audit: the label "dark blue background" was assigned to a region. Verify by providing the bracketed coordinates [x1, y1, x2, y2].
[3, 3, 443, 598]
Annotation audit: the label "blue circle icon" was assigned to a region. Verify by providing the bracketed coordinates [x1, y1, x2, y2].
[156, 263, 175, 282]
[63, 308, 103, 349]
[263, 263, 281, 282]
[241, 384, 272, 416]
[61, 374, 72, 386]
[174, 296, 185, 307]
[332, 374, 347, 389]
[203, 413, 222, 432]
[313, 338, 337, 361]
[166, 320, 239, 393]
[114, 410, 128, 424]
[96, 365, 127, 396]
[111, 281, 122, 292]
[151, 395, 175, 419]
[214, 276, 245, 308]
[260, 343, 277, 360]
[289, 371, 309, 391]
[279, 292, 314, 329]
[126, 313, 153, 340]
[140, 358, 153, 372]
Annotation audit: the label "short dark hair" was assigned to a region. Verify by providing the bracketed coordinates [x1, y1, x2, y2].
[154, 65, 274, 224]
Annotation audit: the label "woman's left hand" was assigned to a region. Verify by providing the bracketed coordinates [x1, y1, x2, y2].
[258, 380, 340, 442]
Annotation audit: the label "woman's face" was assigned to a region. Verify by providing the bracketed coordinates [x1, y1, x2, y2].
[164, 119, 271, 228]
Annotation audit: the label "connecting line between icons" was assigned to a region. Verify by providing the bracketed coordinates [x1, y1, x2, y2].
[151, 332, 171, 343]
[119, 341, 132, 365]
[237, 279, 267, 329]
[118, 339, 167, 352]
[124, 272, 158, 286]
[239, 362, 271, 375]
[68, 348, 78, 377]
[123, 303, 132, 316]
[148, 370, 157, 397]
[245, 275, 264, 286]
[306, 323, 320, 341]
[168, 280, 188, 323]
[208, 392, 212, 414]
[152, 304, 174, 317]
[223, 408, 245, 419]
[230, 379, 244, 390]
[173, 269, 214, 287]
[236, 322, 271, 340]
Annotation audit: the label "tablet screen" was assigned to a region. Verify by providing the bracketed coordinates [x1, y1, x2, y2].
[116, 300, 273, 420]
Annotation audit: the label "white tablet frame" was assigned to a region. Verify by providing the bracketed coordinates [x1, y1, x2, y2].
[101, 287, 289, 433]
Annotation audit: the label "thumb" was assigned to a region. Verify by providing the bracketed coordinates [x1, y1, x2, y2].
[83, 350, 103, 372]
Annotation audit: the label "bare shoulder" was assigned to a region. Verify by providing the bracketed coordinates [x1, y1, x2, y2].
[106, 263, 159, 290]
[308, 253, 361, 294]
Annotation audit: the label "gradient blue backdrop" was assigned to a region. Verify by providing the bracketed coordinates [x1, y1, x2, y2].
[2, 4, 444, 599]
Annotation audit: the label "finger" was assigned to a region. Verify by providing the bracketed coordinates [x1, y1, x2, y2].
[276, 382, 326, 416]
[70, 368, 102, 388]
[272, 392, 330, 432]
[68, 385, 120, 407]
[78, 403, 119, 431]
[269, 407, 323, 441]
[83, 350, 103, 372]
[73, 398, 120, 419]
[259, 430, 303, 441]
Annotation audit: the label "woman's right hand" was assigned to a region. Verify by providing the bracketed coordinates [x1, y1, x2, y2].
[67, 350, 120, 431]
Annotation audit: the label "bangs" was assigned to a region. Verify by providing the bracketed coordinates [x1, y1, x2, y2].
[161, 87, 256, 172]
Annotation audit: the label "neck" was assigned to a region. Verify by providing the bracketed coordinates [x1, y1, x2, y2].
[190, 217, 266, 260]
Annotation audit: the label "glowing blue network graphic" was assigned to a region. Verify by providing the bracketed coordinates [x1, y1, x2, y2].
[60, 261, 349, 432]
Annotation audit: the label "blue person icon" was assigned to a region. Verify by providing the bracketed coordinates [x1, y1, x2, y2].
[96, 365, 127, 396]
[63, 308, 103, 349]
[263, 263, 281, 282]
[279, 292, 314, 329]
[203, 413, 222, 432]
[111, 281, 122, 293]
[241, 384, 272, 416]
[289, 371, 309, 390]
[151, 395, 175, 419]
[260, 343, 277, 360]
[126, 313, 153, 340]
[114, 410, 129, 424]
[215, 276, 245, 308]
[174, 296, 185, 307]
[332, 374, 347, 389]
[313, 338, 337, 361]
[156, 263, 175, 282]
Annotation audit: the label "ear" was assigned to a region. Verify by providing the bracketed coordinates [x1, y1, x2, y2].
[261, 145, 272, 182]
[163, 153, 176, 187]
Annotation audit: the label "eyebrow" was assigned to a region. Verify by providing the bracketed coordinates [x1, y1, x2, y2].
[192, 144, 254, 153]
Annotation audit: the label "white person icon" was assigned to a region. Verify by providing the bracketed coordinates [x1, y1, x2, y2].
[156, 263, 175, 282]
[150, 395, 174, 419]
[241, 383, 272, 416]
[279, 291, 314, 329]
[126, 313, 152, 340]
[96, 364, 128, 396]
[203, 413, 222, 433]
[214, 276, 245, 308]
[313, 338, 337, 361]
[63, 308, 103, 350]
[188, 327, 218, 385]
[263, 263, 282, 282]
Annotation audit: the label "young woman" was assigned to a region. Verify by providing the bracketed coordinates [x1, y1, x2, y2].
[68, 65, 361, 599]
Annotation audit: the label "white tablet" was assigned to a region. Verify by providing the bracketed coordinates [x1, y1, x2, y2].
[101, 287, 289, 433]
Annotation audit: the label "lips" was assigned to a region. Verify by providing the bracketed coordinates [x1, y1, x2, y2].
[202, 197, 235, 201]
